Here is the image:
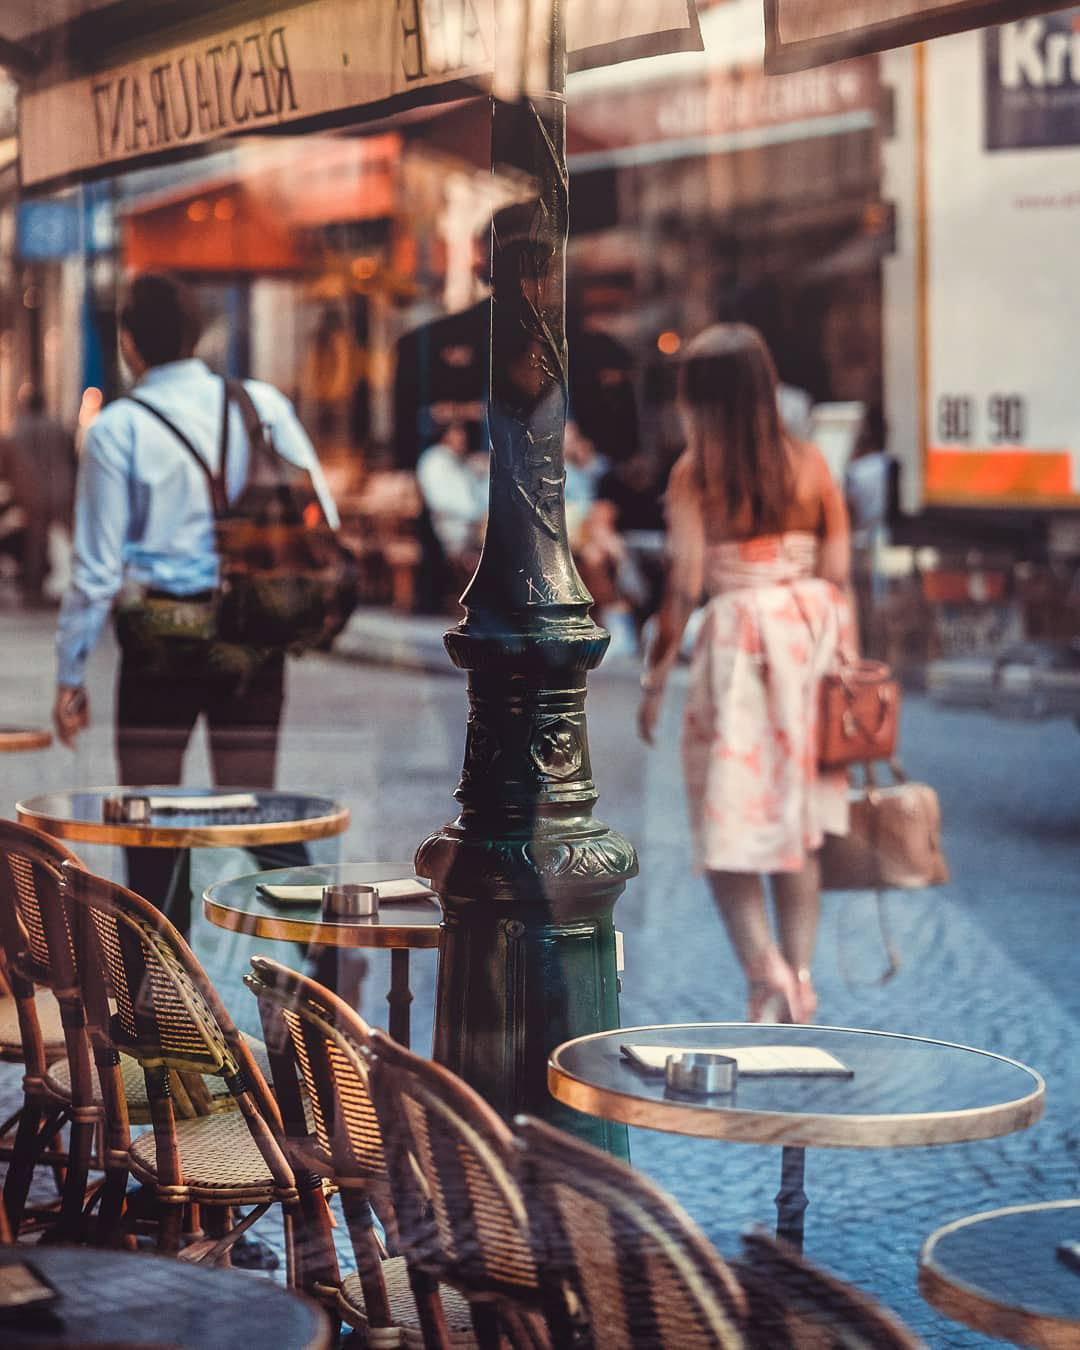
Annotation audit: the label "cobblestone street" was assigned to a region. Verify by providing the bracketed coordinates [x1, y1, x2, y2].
[2, 608, 1077, 1345]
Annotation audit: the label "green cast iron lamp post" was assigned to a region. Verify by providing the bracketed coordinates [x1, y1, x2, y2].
[416, 4, 637, 1154]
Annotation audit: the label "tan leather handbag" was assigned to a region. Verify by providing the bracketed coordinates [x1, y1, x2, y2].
[819, 762, 949, 892]
[819, 660, 900, 769]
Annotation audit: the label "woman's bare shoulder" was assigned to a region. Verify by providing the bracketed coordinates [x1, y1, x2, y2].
[786, 438, 833, 489]
[785, 437, 826, 469]
[666, 449, 697, 495]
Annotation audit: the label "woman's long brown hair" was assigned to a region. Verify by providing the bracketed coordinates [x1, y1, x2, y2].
[679, 323, 792, 534]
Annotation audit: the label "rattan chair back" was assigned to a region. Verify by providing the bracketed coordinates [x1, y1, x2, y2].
[0, 822, 91, 1236]
[62, 862, 241, 1080]
[365, 1027, 541, 1307]
[513, 1115, 747, 1349]
[60, 863, 296, 1202]
[0, 820, 84, 1065]
[735, 1229, 924, 1349]
[245, 955, 384, 1182]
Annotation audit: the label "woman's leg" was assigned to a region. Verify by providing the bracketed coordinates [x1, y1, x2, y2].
[770, 853, 822, 1021]
[706, 870, 799, 1021]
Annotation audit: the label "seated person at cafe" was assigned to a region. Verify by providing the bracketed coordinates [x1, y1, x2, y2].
[416, 421, 487, 587]
[52, 272, 338, 931]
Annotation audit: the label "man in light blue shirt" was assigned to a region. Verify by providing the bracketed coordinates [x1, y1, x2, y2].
[53, 273, 337, 927]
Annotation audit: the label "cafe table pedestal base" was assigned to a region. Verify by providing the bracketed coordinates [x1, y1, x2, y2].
[388, 947, 413, 1048]
[776, 1145, 809, 1250]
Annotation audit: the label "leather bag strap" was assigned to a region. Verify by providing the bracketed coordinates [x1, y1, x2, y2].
[127, 395, 229, 518]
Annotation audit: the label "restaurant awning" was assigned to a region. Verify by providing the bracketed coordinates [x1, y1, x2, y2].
[4, 1, 703, 194]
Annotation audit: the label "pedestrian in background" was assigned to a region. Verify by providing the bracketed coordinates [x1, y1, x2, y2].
[2, 388, 75, 606]
[416, 419, 487, 587]
[845, 404, 896, 658]
[638, 324, 853, 1023]
[53, 272, 338, 931]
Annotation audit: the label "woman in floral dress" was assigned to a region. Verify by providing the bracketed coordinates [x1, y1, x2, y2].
[639, 325, 853, 1023]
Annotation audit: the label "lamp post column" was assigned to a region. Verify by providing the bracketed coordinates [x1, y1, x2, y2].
[416, 6, 636, 1155]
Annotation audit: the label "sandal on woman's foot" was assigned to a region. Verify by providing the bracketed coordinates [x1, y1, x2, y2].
[744, 947, 799, 1023]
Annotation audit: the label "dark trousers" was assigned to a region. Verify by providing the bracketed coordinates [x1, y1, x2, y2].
[115, 649, 307, 933]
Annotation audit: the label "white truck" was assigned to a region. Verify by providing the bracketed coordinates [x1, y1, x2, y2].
[880, 12, 1080, 715]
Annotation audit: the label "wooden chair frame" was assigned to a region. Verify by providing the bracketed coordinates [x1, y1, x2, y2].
[0, 819, 92, 1239]
[247, 956, 489, 1347]
[61, 862, 336, 1281]
[246, 957, 386, 1320]
[365, 1027, 550, 1349]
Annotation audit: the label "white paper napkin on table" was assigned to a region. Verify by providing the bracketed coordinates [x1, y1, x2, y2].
[620, 1044, 853, 1077]
[257, 879, 437, 904]
[147, 793, 260, 813]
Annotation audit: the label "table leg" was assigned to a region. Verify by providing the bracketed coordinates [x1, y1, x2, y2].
[162, 849, 193, 936]
[388, 949, 413, 1048]
[775, 1146, 808, 1251]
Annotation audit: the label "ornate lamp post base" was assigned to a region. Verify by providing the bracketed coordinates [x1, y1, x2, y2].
[418, 655, 636, 1155]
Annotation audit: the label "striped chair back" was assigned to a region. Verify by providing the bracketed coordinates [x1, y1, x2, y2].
[513, 1115, 747, 1349]
[364, 1029, 544, 1317]
[245, 955, 385, 1184]
[735, 1229, 925, 1348]
[0, 821, 84, 997]
[0, 821, 92, 1236]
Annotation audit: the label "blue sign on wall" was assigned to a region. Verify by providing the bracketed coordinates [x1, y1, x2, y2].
[986, 9, 1080, 151]
[16, 200, 81, 259]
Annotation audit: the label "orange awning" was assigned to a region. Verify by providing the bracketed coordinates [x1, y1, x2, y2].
[122, 134, 399, 274]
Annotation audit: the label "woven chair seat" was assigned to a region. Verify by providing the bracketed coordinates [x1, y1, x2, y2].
[338, 1260, 477, 1348]
[128, 1106, 293, 1206]
[0, 987, 64, 1062]
[44, 1034, 272, 1124]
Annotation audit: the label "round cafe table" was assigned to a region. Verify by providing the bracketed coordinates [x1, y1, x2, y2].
[0, 727, 51, 752]
[0, 1244, 330, 1347]
[204, 862, 442, 1048]
[16, 786, 348, 850]
[919, 1199, 1080, 1348]
[16, 787, 350, 935]
[549, 1022, 1045, 1251]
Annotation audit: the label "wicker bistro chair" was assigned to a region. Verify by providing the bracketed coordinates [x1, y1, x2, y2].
[733, 1229, 925, 1349]
[245, 955, 478, 1348]
[0, 829, 67, 1078]
[0, 820, 93, 1237]
[0, 820, 264, 1241]
[512, 1116, 747, 1350]
[364, 1027, 552, 1350]
[60, 862, 337, 1279]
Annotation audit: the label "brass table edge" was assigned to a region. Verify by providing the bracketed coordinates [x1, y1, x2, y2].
[17, 801, 351, 849]
[547, 1062, 1043, 1148]
[0, 728, 52, 752]
[918, 1217, 1080, 1350]
[202, 894, 442, 949]
[547, 1023, 1046, 1149]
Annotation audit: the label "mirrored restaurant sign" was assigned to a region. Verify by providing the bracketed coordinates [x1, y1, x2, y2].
[18, 0, 700, 190]
[764, 0, 1078, 73]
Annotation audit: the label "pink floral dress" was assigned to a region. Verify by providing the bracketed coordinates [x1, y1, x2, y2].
[681, 532, 853, 875]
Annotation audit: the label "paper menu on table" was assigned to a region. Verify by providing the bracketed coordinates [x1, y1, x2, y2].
[257, 879, 437, 904]
[147, 793, 259, 813]
[620, 1044, 853, 1077]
